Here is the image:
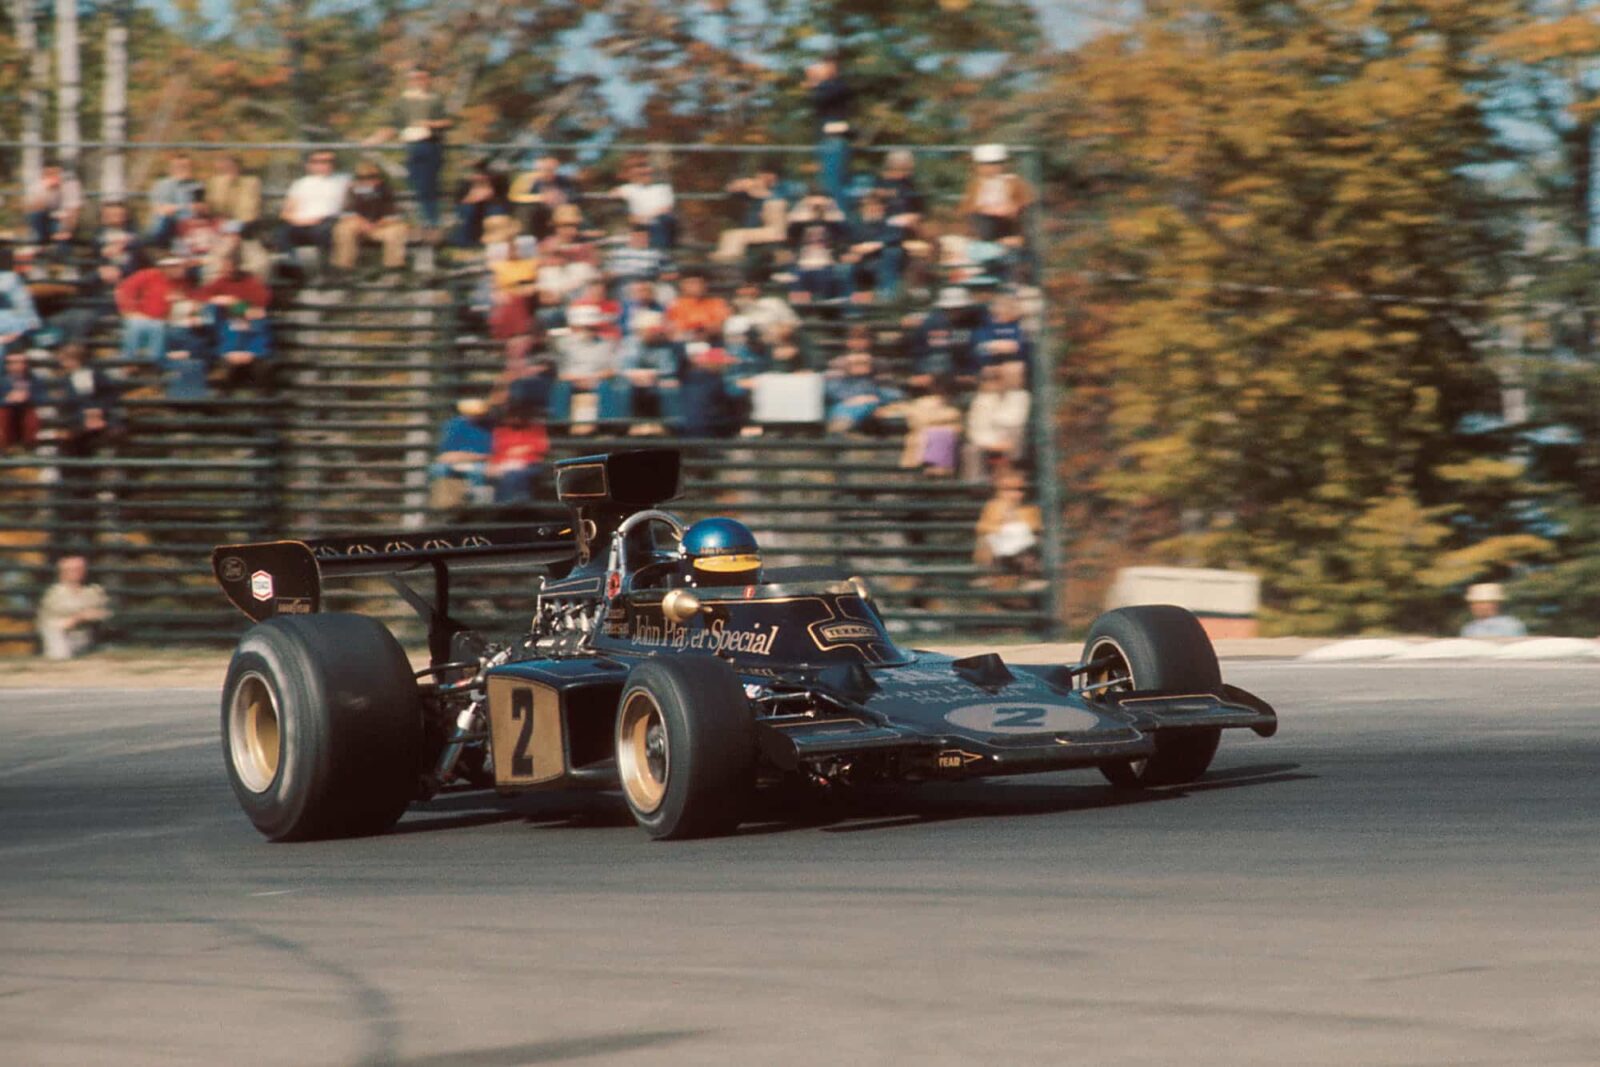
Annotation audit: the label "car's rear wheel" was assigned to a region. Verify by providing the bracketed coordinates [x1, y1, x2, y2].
[615, 656, 755, 840]
[1083, 605, 1223, 789]
[221, 614, 423, 841]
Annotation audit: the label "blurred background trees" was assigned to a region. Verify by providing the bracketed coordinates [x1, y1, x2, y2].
[4, 0, 1600, 634]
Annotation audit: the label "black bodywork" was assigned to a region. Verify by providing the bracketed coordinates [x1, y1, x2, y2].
[214, 448, 1276, 795]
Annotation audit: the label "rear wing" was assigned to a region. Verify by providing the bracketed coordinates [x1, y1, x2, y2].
[212, 526, 576, 657]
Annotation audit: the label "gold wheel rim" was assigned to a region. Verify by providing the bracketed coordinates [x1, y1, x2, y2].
[229, 671, 281, 793]
[617, 690, 669, 814]
[1086, 638, 1148, 776]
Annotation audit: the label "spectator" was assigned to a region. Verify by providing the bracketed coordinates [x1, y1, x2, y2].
[535, 206, 599, 310]
[666, 271, 731, 338]
[1461, 583, 1528, 638]
[365, 65, 453, 238]
[825, 338, 903, 433]
[786, 191, 848, 305]
[508, 155, 579, 241]
[973, 472, 1043, 589]
[610, 158, 677, 251]
[114, 254, 190, 366]
[486, 232, 540, 342]
[883, 379, 963, 476]
[964, 360, 1031, 478]
[162, 287, 215, 399]
[972, 293, 1033, 370]
[332, 162, 409, 273]
[430, 397, 495, 509]
[91, 200, 139, 248]
[148, 153, 203, 247]
[175, 189, 227, 267]
[206, 299, 273, 391]
[554, 304, 628, 426]
[204, 154, 263, 233]
[605, 225, 670, 284]
[911, 286, 986, 383]
[568, 278, 622, 340]
[454, 157, 511, 248]
[1, 350, 42, 449]
[677, 341, 743, 438]
[278, 151, 348, 268]
[618, 278, 667, 338]
[764, 318, 820, 373]
[961, 144, 1034, 245]
[746, 320, 827, 427]
[197, 247, 271, 312]
[841, 193, 907, 302]
[0, 247, 43, 353]
[722, 313, 761, 362]
[35, 555, 111, 660]
[487, 401, 550, 502]
[52, 229, 132, 343]
[874, 149, 926, 229]
[714, 167, 789, 267]
[806, 57, 854, 207]
[620, 310, 684, 426]
[54, 343, 120, 457]
[503, 347, 559, 415]
[22, 163, 83, 250]
[731, 281, 799, 339]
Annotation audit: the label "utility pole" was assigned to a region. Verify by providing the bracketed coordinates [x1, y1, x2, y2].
[54, 0, 82, 172]
[101, 1, 130, 201]
[10, 0, 47, 187]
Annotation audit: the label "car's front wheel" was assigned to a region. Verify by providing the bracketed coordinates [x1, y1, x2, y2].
[1083, 605, 1223, 789]
[615, 656, 755, 840]
[221, 614, 423, 841]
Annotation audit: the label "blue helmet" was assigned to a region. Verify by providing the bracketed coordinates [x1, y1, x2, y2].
[681, 518, 760, 579]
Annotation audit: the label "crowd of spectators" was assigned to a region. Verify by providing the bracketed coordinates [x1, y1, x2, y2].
[2, 141, 282, 441]
[3, 55, 1046, 605]
[427, 54, 1041, 523]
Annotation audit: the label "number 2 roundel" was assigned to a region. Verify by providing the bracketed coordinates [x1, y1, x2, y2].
[944, 703, 1101, 735]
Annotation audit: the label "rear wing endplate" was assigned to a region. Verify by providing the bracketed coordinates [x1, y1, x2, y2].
[212, 526, 575, 658]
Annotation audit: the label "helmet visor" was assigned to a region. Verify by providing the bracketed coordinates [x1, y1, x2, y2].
[693, 553, 761, 574]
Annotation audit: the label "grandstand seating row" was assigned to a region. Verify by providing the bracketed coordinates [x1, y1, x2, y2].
[0, 274, 1054, 654]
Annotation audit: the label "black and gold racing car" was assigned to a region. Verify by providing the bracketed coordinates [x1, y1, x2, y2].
[212, 449, 1277, 841]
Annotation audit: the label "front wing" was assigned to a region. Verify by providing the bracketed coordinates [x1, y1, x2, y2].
[755, 673, 1277, 780]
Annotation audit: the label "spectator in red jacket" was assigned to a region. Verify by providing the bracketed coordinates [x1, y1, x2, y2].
[1, 350, 43, 450]
[115, 256, 191, 364]
[488, 402, 550, 503]
[197, 248, 271, 311]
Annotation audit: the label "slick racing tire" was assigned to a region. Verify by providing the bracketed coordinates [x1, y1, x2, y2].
[615, 656, 756, 840]
[221, 613, 423, 841]
[1083, 605, 1223, 789]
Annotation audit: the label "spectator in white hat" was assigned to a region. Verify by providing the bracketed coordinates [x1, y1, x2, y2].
[1460, 583, 1526, 638]
[961, 143, 1034, 245]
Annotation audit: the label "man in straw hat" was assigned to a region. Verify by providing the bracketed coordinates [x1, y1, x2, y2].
[960, 143, 1034, 245]
[1460, 583, 1527, 638]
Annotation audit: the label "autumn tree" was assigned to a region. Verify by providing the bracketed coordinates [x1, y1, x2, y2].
[1042, 0, 1546, 634]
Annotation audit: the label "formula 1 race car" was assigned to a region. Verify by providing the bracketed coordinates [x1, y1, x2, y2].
[212, 449, 1277, 841]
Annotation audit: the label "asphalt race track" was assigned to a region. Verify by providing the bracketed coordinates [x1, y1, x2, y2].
[3, 663, 1598, 1066]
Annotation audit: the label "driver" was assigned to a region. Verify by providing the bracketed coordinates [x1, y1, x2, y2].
[681, 517, 762, 587]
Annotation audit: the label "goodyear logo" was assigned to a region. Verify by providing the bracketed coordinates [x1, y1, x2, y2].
[816, 622, 878, 643]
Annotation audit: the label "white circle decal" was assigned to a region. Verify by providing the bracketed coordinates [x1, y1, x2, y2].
[945, 703, 1102, 735]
